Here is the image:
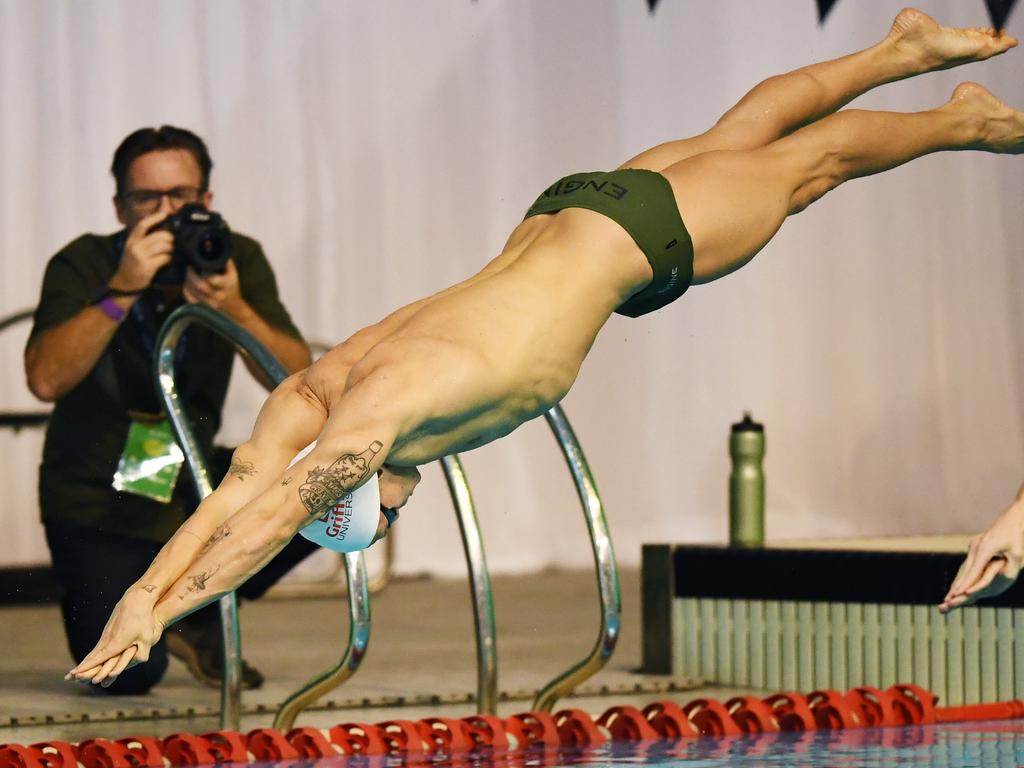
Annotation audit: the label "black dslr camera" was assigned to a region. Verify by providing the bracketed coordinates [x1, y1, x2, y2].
[151, 203, 232, 285]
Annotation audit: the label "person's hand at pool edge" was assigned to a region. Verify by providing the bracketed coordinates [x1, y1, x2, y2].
[939, 484, 1024, 613]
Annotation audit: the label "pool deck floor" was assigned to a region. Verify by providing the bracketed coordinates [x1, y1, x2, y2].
[0, 535, 972, 747]
[0, 567, 715, 746]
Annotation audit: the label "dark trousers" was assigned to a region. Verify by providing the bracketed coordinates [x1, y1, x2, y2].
[45, 520, 319, 695]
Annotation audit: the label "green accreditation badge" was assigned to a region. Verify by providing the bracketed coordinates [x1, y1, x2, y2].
[112, 419, 185, 503]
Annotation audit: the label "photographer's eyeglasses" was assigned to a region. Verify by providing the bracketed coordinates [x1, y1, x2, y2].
[121, 186, 203, 214]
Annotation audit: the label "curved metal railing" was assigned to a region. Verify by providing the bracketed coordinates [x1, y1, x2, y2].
[0, 308, 33, 333]
[154, 304, 372, 729]
[533, 405, 621, 711]
[441, 455, 498, 714]
[273, 550, 371, 729]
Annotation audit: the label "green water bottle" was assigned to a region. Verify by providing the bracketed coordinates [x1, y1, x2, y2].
[729, 412, 765, 548]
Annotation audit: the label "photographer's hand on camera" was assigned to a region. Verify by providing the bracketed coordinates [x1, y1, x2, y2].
[111, 211, 175, 295]
[182, 259, 250, 320]
[182, 258, 312, 382]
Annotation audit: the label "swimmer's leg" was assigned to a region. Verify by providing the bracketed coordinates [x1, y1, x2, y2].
[622, 8, 1015, 171]
[665, 82, 1024, 283]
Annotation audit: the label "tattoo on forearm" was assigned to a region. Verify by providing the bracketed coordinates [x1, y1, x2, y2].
[199, 524, 231, 555]
[281, 476, 293, 486]
[142, 585, 157, 593]
[177, 565, 221, 600]
[298, 441, 384, 521]
[229, 458, 257, 481]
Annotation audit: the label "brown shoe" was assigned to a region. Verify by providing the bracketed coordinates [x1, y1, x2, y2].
[166, 622, 264, 690]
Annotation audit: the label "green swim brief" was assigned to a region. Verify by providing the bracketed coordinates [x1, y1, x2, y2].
[523, 169, 693, 318]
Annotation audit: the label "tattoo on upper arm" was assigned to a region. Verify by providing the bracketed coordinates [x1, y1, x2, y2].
[177, 565, 221, 600]
[229, 458, 257, 481]
[142, 585, 157, 593]
[281, 476, 293, 486]
[298, 441, 384, 521]
[200, 524, 231, 555]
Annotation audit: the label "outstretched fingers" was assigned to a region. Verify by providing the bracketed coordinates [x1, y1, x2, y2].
[66, 645, 119, 681]
[100, 647, 140, 688]
[943, 536, 984, 603]
[940, 542, 1021, 612]
[90, 655, 122, 685]
[68, 645, 141, 687]
[67, 635, 152, 685]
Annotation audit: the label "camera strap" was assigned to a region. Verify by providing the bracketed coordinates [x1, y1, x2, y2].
[102, 231, 190, 414]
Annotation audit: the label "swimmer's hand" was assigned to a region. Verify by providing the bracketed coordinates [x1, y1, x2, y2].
[370, 464, 421, 544]
[939, 496, 1024, 613]
[65, 587, 166, 688]
[377, 464, 420, 514]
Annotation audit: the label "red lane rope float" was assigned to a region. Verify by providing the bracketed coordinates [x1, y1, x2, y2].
[4, 684, 1024, 768]
[762, 691, 817, 732]
[724, 696, 778, 735]
[642, 700, 699, 739]
[461, 714, 511, 750]
[682, 698, 743, 738]
[30, 741, 78, 768]
[418, 717, 474, 753]
[806, 689, 861, 730]
[845, 686, 895, 728]
[888, 684, 937, 726]
[286, 727, 339, 758]
[554, 709, 607, 747]
[596, 706, 660, 742]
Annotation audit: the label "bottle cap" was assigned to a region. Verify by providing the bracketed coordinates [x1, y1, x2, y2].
[731, 411, 764, 433]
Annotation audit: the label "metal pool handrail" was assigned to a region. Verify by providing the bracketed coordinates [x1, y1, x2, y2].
[0, 308, 33, 333]
[441, 455, 498, 714]
[533, 405, 621, 712]
[273, 550, 371, 729]
[154, 304, 371, 730]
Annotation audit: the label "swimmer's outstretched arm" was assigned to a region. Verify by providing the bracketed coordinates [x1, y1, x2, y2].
[71, 430, 414, 686]
[939, 483, 1024, 612]
[66, 373, 335, 685]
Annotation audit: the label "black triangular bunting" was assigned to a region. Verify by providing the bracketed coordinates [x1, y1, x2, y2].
[985, 0, 1019, 30]
[816, 0, 839, 24]
[640, 0, 1016, 32]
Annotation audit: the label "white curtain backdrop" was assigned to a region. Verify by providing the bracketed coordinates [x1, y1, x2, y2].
[1, 0, 1022, 576]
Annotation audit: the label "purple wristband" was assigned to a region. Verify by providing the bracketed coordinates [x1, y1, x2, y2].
[97, 295, 126, 323]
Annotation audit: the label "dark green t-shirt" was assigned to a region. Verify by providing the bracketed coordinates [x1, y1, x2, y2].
[30, 231, 304, 542]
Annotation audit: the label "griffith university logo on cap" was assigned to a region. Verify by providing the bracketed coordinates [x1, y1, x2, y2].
[320, 493, 356, 540]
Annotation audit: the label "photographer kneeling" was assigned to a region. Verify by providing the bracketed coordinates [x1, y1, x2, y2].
[24, 126, 314, 695]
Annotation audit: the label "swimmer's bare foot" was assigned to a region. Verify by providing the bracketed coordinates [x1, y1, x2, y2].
[886, 7, 1017, 74]
[946, 82, 1024, 154]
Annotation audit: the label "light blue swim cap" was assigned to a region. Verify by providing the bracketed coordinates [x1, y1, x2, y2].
[298, 479, 381, 553]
